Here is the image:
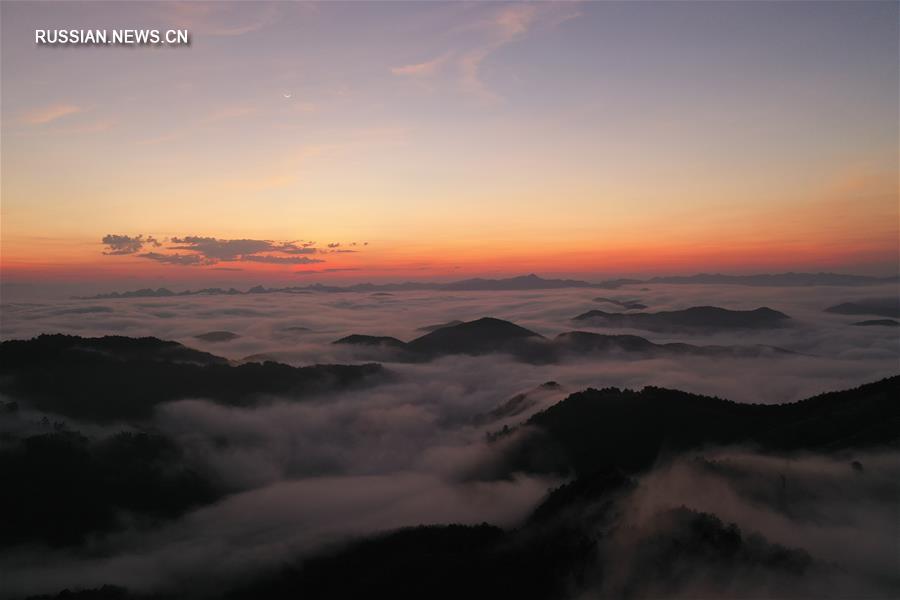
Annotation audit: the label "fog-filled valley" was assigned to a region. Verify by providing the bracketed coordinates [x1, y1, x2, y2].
[1, 279, 898, 599]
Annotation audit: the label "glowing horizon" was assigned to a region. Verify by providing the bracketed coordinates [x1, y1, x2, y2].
[2, 1, 898, 287]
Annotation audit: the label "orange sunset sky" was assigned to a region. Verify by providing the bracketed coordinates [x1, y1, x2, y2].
[1, 1, 898, 287]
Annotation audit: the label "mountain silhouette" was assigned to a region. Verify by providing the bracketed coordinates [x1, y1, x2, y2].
[335, 317, 545, 359]
[406, 317, 544, 356]
[10, 374, 897, 600]
[553, 331, 793, 358]
[573, 306, 791, 332]
[0, 335, 384, 422]
[647, 272, 899, 286]
[1, 333, 227, 366]
[333, 334, 408, 349]
[334, 318, 795, 363]
[76, 272, 898, 300]
[416, 320, 464, 332]
[498, 376, 899, 477]
[853, 319, 900, 327]
[825, 297, 900, 318]
[0, 428, 218, 549]
[593, 296, 647, 310]
[77, 274, 599, 299]
[442, 273, 594, 290]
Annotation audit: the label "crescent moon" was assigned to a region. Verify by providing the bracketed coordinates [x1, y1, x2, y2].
[283, 92, 292, 99]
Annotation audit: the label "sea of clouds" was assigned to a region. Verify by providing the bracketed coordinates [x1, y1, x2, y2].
[0, 282, 897, 597]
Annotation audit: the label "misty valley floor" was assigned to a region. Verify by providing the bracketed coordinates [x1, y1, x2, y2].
[0, 282, 898, 599]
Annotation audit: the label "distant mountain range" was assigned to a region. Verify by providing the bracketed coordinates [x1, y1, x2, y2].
[573, 306, 791, 332]
[646, 272, 899, 286]
[334, 317, 795, 363]
[75, 271, 899, 299]
[76, 274, 608, 299]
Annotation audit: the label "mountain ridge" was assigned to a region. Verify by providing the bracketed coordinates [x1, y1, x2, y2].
[333, 317, 796, 363]
[573, 306, 791, 332]
[0, 334, 385, 422]
[74, 272, 899, 299]
[497, 376, 900, 477]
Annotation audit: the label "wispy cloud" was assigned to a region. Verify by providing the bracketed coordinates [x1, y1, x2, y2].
[20, 104, 81, 125]
[391, 53, 450, 77]
[391, 4, 580, 103]
[491, 3, 540, 37]
[459, 4, 578, 103]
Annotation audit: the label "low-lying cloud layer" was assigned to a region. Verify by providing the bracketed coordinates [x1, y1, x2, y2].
[3, 282, 897, 403]
[592, 449, 900, 598]
[0, 282, 897, 598]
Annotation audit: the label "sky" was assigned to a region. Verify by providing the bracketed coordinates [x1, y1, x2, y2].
[1, 1, 898, 288]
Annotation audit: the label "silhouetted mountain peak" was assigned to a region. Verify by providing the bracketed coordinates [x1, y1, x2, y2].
[416, 320, 464, 333]
[449, 317, 542, 336]
[333, 317, 546, 360]
[333, 317, 798, 363]
[333, 335, 408, 349]
[407, 317, 544, 356]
